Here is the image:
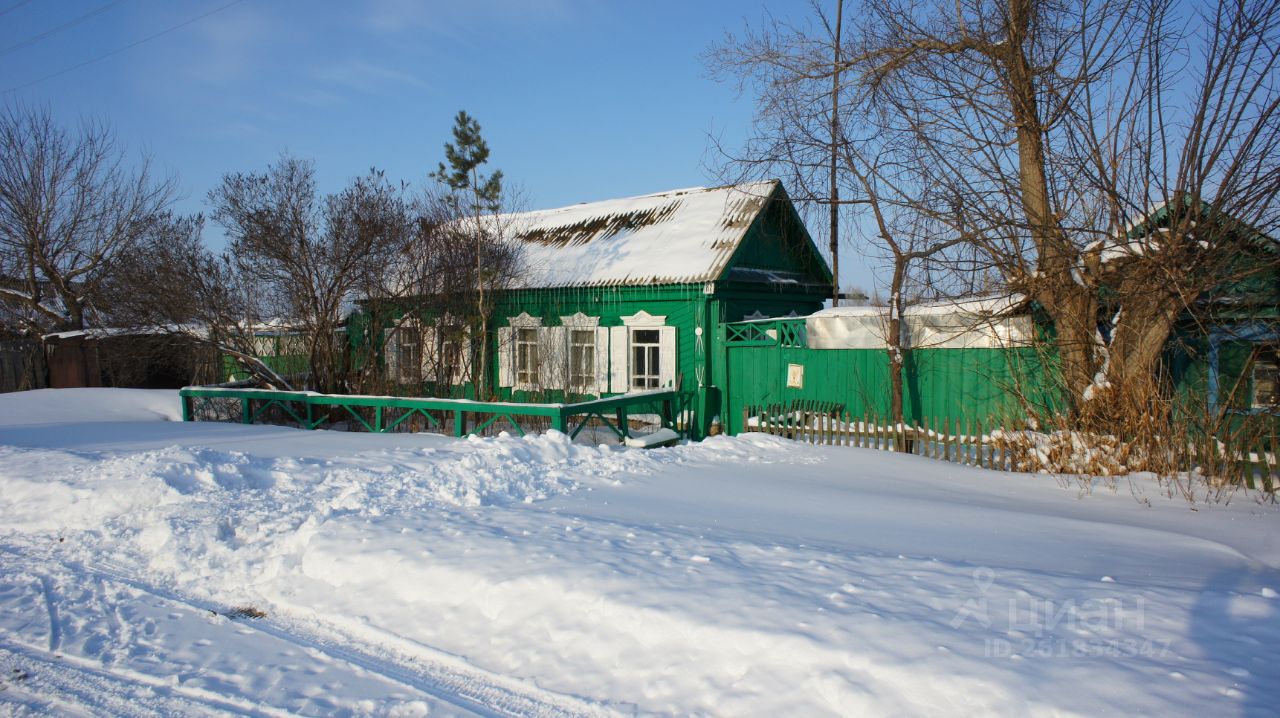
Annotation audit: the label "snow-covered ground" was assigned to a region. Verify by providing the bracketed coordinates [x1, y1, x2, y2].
[0, 389, 1277, 717]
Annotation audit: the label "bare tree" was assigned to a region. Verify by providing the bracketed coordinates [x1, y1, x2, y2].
[103, 212, 294, 388]
[720, 0, 1280, 435]
[708, 1, 856, 304]
[0, 105, 176, 335]
[837, 0, 1280, 428]
[711, 5, 977, 423]
[209, 156, 414, 393]
[357, 189, 522, 398]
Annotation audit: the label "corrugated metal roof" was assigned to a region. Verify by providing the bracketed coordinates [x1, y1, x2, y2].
[506, 180, 779, 289]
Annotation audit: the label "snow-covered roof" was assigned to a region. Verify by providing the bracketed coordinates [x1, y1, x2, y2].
[505, 180, 781, 288]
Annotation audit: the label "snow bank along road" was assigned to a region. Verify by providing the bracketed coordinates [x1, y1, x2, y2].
[0, 388, 1277, 716]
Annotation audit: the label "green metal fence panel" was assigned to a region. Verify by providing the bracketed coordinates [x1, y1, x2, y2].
[179, 386, 682, 440]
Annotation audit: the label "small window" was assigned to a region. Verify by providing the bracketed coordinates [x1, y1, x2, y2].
[516, 327, 539, 387]
[569, 329, 595, 390]
[394, 328, 421, 382]
[631, 329, 661, 390]
[439, 325, 463, 383]
[1254, 346, 1278, 409]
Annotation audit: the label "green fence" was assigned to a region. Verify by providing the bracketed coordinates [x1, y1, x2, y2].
[721, 319, 1057, 434]
[180, 387, 685, 441]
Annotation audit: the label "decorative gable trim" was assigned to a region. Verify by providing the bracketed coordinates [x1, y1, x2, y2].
[560, 312, 600, 328]
[507, 312, 542, 328]
[620, 310, 667, 327]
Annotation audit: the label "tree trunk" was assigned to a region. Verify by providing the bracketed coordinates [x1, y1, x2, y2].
[1004, 0, 1101, 417]
[887, 261, 906, 425]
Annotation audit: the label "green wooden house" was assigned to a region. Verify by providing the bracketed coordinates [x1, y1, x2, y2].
[362, 180, 832, 436]
[1131, 205, 1280, 426]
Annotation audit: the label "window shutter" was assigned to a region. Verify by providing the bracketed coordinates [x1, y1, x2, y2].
[540, 326, 566, 390]
[609, 326, 629, 393]
[497, 326, 514, 387]
[658, 326, 677, 388]
[455, 329, 472, 386]
[594, 327, 610, 394]
[383, 328, 398, 379]
[421, 325, 438, 380]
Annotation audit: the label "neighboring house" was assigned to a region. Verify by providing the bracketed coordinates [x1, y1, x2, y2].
[40, 328, 214, 389]
[363, 180, 833, 436]
[223, 325, 312, 384]
[1132, 207, 1280, 423]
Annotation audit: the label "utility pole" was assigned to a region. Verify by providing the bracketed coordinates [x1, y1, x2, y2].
[829, 0, 844, 305]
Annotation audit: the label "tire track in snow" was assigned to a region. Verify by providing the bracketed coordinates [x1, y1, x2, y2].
[59, 557, 621, 718]
[37, 575, 60, 653]
[0, 641, 291, 718]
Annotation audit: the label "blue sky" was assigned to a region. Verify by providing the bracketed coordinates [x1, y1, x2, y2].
[0, 0, 877, 292]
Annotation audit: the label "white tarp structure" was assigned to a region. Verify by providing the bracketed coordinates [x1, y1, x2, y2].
[805, 294, 1034, 350]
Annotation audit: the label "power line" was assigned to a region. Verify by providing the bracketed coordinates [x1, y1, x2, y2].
[2, 0, 249, 95]
[0, 0, 35, 18]
[0, 0, 129, 59]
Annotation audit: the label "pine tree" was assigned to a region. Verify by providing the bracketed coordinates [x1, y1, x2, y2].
[431, 111, 503, 215]
[431, 111, 505, 399]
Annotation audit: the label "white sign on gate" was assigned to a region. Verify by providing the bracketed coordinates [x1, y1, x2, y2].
[786, 363, 804, 389]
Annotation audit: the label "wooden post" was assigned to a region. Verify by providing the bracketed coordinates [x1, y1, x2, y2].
[976, 420, 986, 469]
[1266, 432, 1277, 493]
[181, 394, 192, 422]
[242, 398, 251, 424]
[454, 409, 465, 437]
[963, 418, 972, 466]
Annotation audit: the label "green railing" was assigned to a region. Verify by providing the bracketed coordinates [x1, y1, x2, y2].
[179, 387, 682, 441]
[725, 318, 807, 347]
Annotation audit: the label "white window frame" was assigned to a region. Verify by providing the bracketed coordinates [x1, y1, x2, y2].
[561, 312, 601, 394]
[385, 323, 423, 384]
[516, 327, 539, 388]
[1253, 345, 1279, 410]
[614, 311, 675, 393]
[629, 327, 662, 390]
[568, 329, 597, 391]
[437, 324, 466, 385]
[505, 313, 543, 392]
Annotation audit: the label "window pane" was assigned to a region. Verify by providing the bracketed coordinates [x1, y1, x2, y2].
[630, 329, 662, 389]
[1256, 348, 1278, 408]
[515, 327, 538, 385]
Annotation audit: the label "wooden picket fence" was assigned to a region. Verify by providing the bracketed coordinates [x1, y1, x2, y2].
[743, 404, 1014, 471]
[742, 403, 1279, 489]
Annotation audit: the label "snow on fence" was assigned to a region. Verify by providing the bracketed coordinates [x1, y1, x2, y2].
[744, 403, 1279, 490]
